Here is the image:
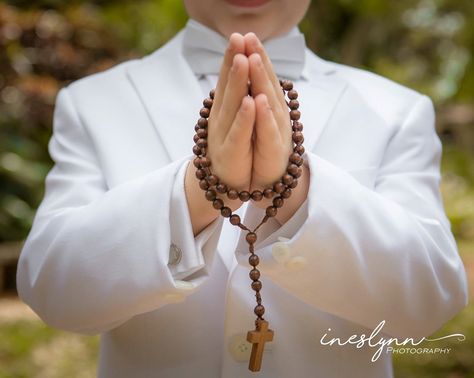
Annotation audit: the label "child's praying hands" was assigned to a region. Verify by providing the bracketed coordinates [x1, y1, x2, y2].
[185, 32, 309, 235]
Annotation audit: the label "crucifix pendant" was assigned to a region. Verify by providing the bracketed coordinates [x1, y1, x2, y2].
[247, 319, 274, 372]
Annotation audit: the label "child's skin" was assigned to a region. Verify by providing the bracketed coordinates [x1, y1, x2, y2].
[183, 0, 311, 41]
[184, 0, 311, 235]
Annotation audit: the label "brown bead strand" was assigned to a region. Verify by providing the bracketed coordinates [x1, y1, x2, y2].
[192, 80, 305, 325]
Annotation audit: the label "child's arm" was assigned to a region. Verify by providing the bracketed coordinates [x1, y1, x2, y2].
[15, 87, 220, 335]
[236, 91, 468, 339]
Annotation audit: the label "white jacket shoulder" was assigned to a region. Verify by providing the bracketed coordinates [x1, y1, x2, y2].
[64, 57, 142, 107]
[311, 52, 430, 125]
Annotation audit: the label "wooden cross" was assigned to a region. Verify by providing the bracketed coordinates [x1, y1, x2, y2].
[246, 319, 274, 372]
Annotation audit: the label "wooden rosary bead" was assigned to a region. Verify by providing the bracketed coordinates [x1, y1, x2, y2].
[221, 207, 232, 217]
[193, 145, 202, 156]
[292, 131, 304, 144]
[295, 145, 305, 155]
[273, 182, 286, 194]
[209, 89, 215, 99]
[197, 128, 207, 138]
[288, 179, 298, 189]
[282, 173, 294, 186]
[289, 152, 302, 165]
[287, 164, 299, 176]
[288, 89, 298, 99]
[203, 97, 213, 108]
[281, 188, 292, 199]
[288, 99, 299, 110]
[216, 183, 227, 194]
[281, 80, 293, 91]
[294, 159, 304, 168]
[249, 254, 260, 267]
[193, 134, 199, 143]
[199, 179, 210, 190]
[205, 189, 216, 201]
[246, 232, 257, 244]
[292, 121, 303, 131]
[251, 280, 262, 291]
[200, 156, 211, 167]
[266, 206, 278, 217]
[195, 169, 206, 180]
[227, 189, 239, 200]
[239, 191, 251, 202]
[212, 198, 224, 210]
[251, 190, 263, 201]
[254, 305, 265, 317]
[198, 117, 208, 128]
[290, 110, 301, 121]
[193, 157, 202, 168]
[263, 188, 274, 199]
[200, 107, 210, 118]
[230, 214, 241, 225]
[206, 174, 218, 186]
[197, 138, 207, 148]
[249, 269, 260, 281]
[292, 168, 302, 178]
[194, 124, 200, 132]
[273, 197, 284, 208]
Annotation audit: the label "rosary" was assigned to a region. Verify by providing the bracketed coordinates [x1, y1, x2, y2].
[192, 79, 305, 372]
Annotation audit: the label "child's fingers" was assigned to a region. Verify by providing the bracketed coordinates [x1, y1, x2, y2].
[248, 53, 282, 120]
[212, 33, 245, 115]
[225, 96, 255, 152]
[254, 93, 280, 146]
[217, 53, 250, 140]
[244, 33, 287, 110]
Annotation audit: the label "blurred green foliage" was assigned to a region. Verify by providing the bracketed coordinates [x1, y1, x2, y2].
[0, 319, 99, 377]
[303, 0, 474, 103]
[1, 0, 473, 241]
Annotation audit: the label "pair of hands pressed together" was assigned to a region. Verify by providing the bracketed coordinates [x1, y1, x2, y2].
[185, 32, 309, 236]
[207, 32, 292, 195]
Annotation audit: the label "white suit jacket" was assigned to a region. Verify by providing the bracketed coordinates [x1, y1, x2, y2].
[17, 26, 468, 378]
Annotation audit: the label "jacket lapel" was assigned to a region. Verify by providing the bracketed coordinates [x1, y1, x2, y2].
[298, 50, 348, 154]
[126, 30, 204, 162]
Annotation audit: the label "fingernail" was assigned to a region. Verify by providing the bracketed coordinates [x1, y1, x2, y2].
[260, 95, 270, 110]
[252, 53, 262, 67]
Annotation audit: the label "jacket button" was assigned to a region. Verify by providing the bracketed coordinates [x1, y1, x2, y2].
[272, 242, 290, 264]
[228, 334, 252, 362]
[174, 280, 195, 290]
[285, 256, 307, 272]
[168, 243, 182, 266]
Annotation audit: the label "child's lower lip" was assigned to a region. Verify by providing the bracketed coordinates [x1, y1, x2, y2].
[225, 0, 270, 8]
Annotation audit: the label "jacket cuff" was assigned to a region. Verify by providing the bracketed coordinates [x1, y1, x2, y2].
[168, 154, 224, 280]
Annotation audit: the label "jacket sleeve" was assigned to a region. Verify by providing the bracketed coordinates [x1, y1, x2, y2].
[234, 94, 468, 339]
[16, 87, 223, 335]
